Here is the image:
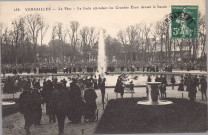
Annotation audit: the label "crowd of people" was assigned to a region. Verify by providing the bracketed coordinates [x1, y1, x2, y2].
[1, 64, 58, 75]
[143, 74, 207, 101]
[2, 75, 43, 94]
[1, 70, 207, 134]
[177, 74, 207, 101]
[62, 62, 175, 73]
[145, 75, 168, 98]
[179, 62, 207, 71]
[1, 61, 207, 76]
[18, 74, 108, 135]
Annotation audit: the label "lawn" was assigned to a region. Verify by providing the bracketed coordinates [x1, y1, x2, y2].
[2, 98, 19, 117]
[95, 98, 208, 134]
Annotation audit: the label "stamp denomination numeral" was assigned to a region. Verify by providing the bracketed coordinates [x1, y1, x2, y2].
[173, 28, 179, 35]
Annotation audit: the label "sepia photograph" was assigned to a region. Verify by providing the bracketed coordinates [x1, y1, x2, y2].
[0, 0, 207, 135]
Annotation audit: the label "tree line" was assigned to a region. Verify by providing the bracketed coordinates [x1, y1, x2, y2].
[0, 13, 206, 65]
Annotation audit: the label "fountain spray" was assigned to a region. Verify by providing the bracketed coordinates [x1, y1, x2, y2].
[97, 30, 107, 77]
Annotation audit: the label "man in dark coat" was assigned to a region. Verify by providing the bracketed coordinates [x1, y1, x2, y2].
[84, 82, 97, 121]
[114, 77, 120, 93]
[49, 83, 71, 135]
[70, 78, 77, 92]
[186, 74, 192, 91]
[155, 76, 159, 82]
[68, 79, 84, 124]
[41, 80, 55, 123]
[160, 83, 166, 98]
[98, 74, 102, 88]
[100, 78, 106, 105]
[114, 77, 124, 98]
[162, 76, 167, 85]
[147, 76, 151, 82]
[193, 75, 199, 91]
[33, 89, 42, 125]
[178, 80, 184, 91]
[61, 79, 67, 89]
[171, 75, 176, 90]
[188, 78, 197, 101]
[34, 79, 41, 90]
[200, 75, 207, 100]
[19, 87, 35, 134]
[42, 79, 47, 92]
[93, 75, 98, 89]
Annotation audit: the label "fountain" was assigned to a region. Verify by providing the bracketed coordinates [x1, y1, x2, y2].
[2, 101, 15, 106]
[97, 31, 107, 77]
[137, 82, 173, 105]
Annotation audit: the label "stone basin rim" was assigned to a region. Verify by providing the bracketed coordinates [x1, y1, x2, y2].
[146, 82, 162, 85]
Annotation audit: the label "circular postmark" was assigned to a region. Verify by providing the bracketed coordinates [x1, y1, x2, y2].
[164, 6, 198, 39]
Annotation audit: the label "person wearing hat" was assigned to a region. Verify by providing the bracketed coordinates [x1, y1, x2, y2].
[34, 79, 41, 90]
[49, 82, 71, 135]
[114, 76, 121, 93]
[53, 78, 58, 89]
[147, 76, 151, 82]
[84, 82, 97, 121]
[188, 77, 197, 102]
[33, 88, 42, 125]
[41, 80, 55, 123]
[68, 79, 83, 124]
[200, 75, 207, 100]
[93, 75, 98, 90]
[171, 75, 176, 90]
[70, 78, 77, 91]
[61, 78, 67, 89]
[178, 80, 184, 91]
[100, 78, 106, 105]
[42, 78, 47, 89]
[193, 75, 199, 91]
[98, 74, 102, 88]
[19, 86, 35, 134]
[129, 81, 134, 93]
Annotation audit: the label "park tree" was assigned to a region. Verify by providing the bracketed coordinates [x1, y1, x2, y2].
[151, 28, 159, 62]
[24, 13, 42, 59]
[68, 21, 80, 51]
[40, 18, 49, 46]
[141, 24, 152, 62]
[2, 28, 13, 63]
[126, 24, 141, 61]
[11, 17, 27, 64]
[80, 26, 99, 61]
[80, 26, 90, 61]
[0, 22, 4, 46]
[51, 25, 58, 61]
[117, 30, 128, 46]
[105, 35, 122, 61]
[39, 18, 49, 63]
[57, 23, 64, 63]
[155, 21, 166, 62]
[117, 30, 127, 61]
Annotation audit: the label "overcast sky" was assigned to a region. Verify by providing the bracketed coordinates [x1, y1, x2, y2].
[0, 0, 206, 45]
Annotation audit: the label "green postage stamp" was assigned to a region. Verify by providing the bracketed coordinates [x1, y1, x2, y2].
[171, 5, 198, 39]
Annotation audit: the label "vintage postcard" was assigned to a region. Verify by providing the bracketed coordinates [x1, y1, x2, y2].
[0, 0, 207, 135]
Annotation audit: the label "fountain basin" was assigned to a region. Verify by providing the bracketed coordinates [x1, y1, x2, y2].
[2, 101, 16, 106]
[137, 100, 173, 105]
[137, 82, 173, 105]
[147, 82, 161, 103]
